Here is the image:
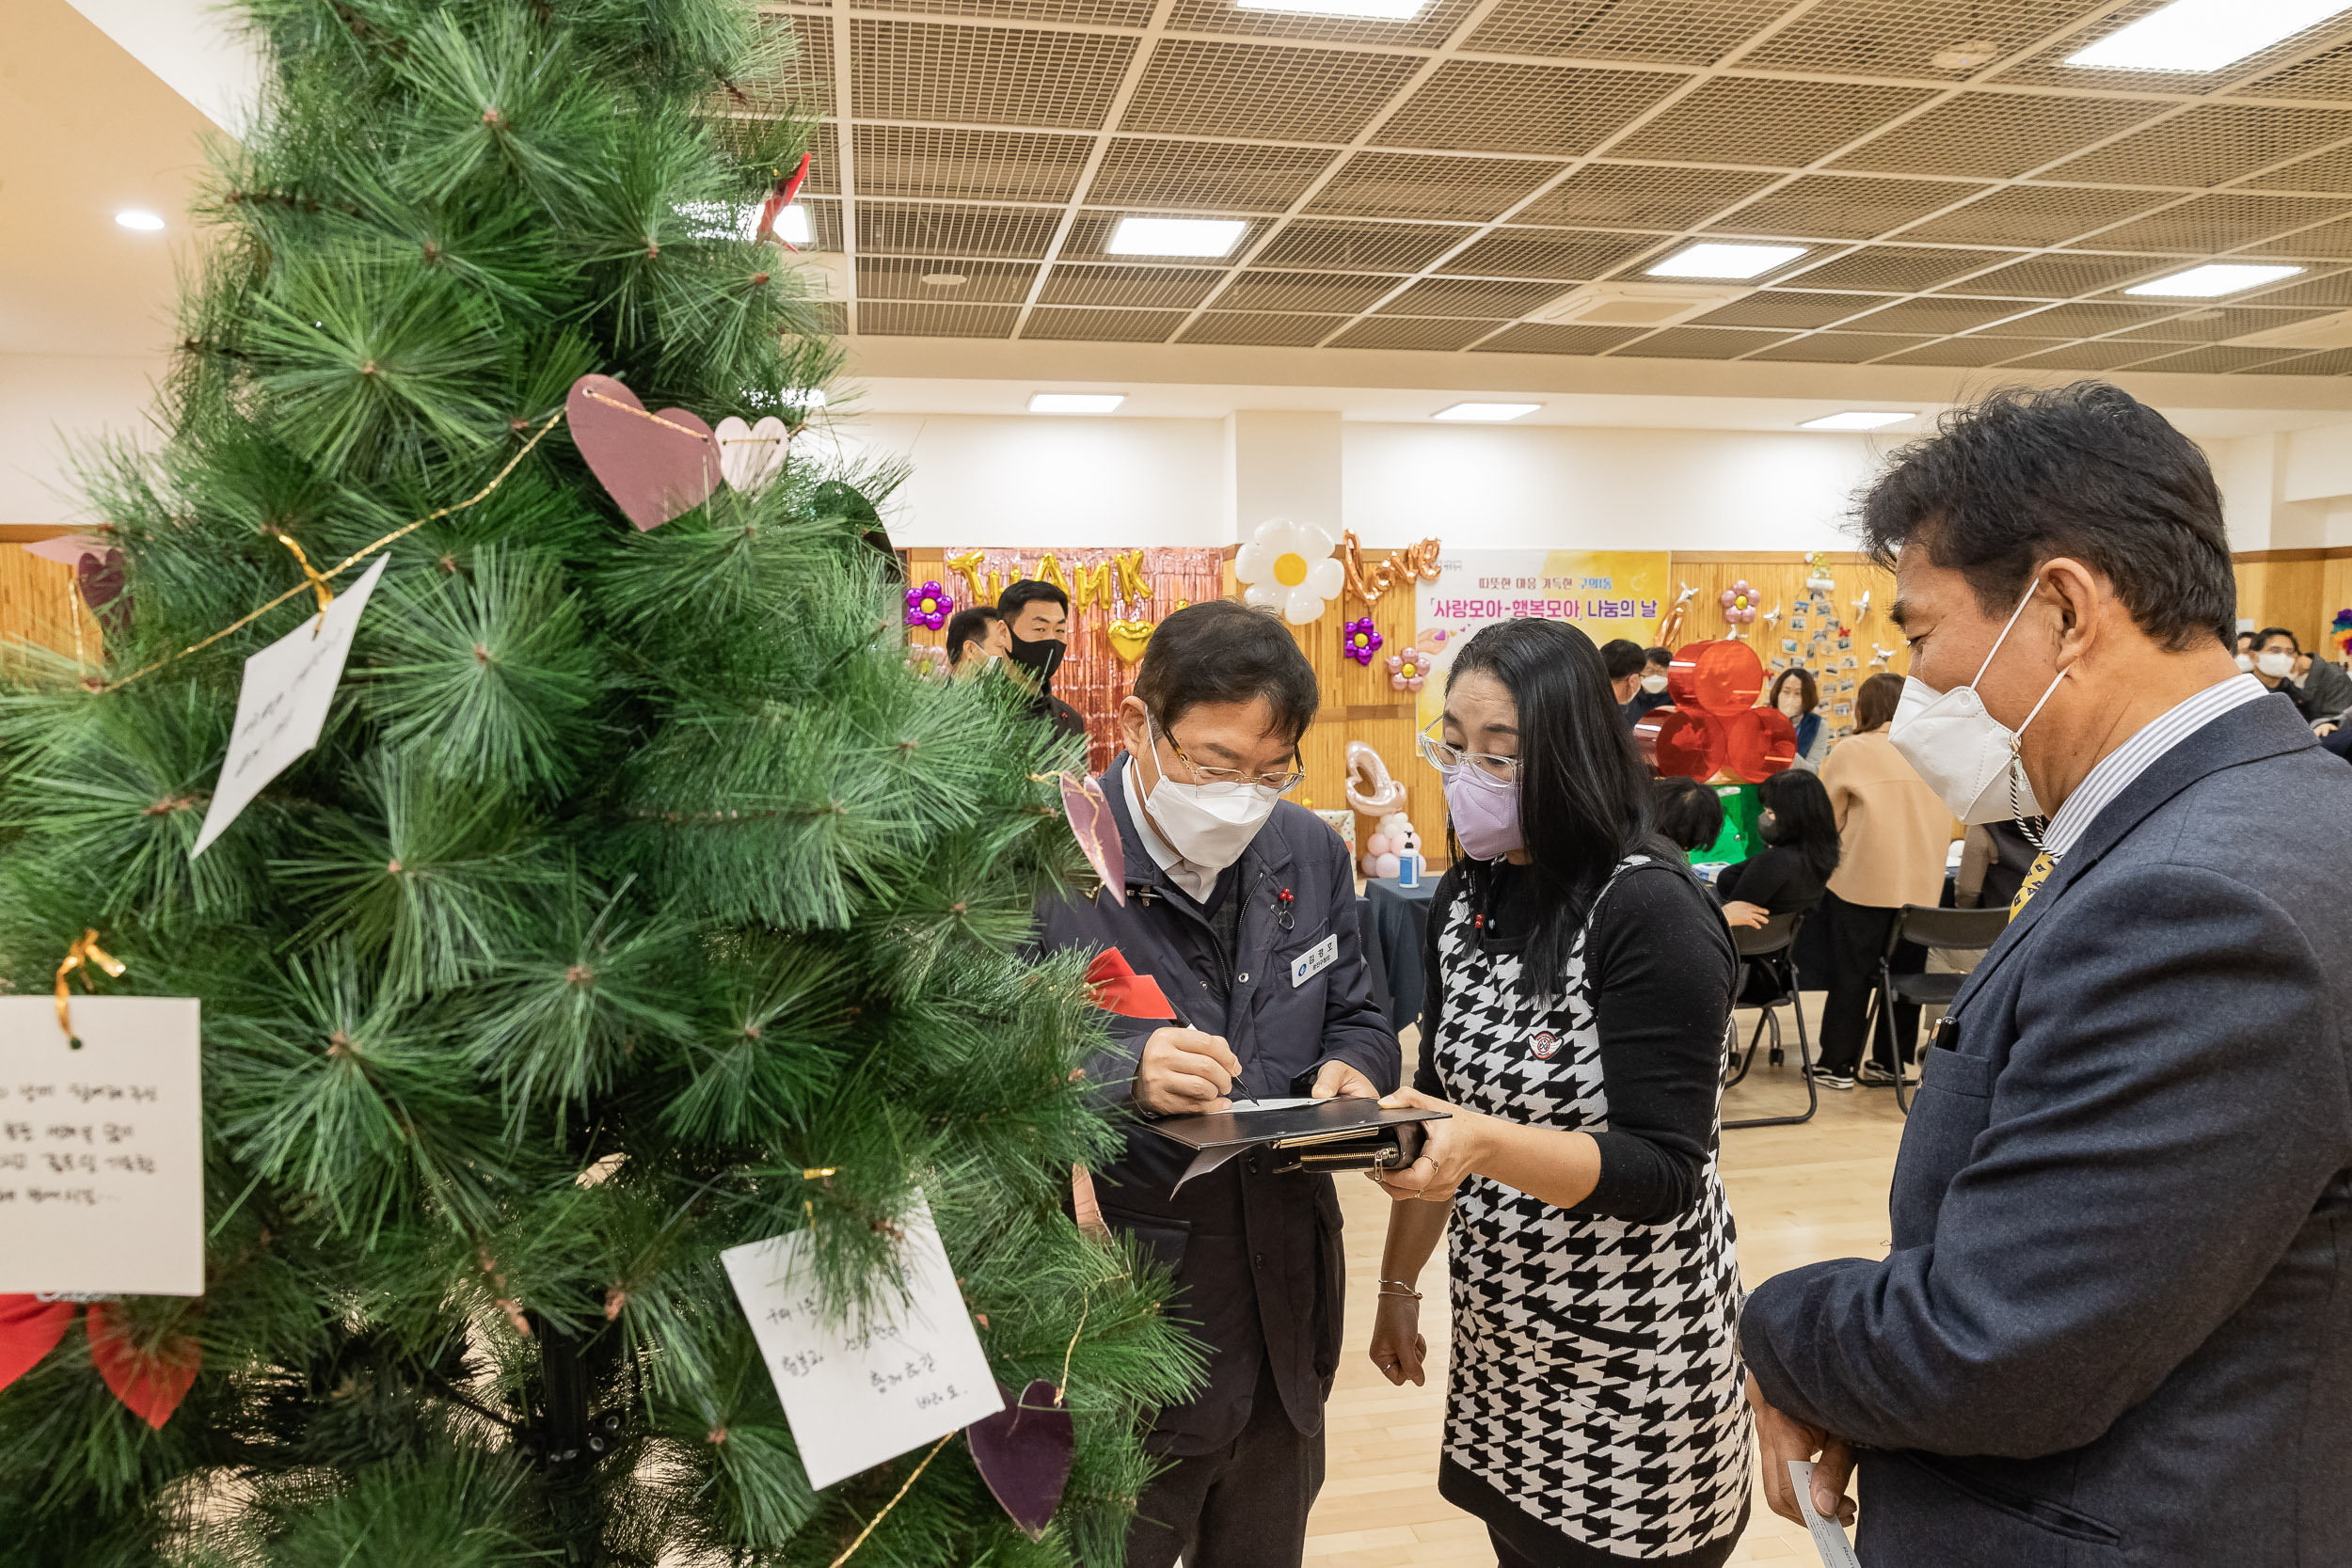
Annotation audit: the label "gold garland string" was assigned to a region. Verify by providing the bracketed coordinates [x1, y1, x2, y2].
[826, 1432, 954, 1568]
[100, 407, 567, 692]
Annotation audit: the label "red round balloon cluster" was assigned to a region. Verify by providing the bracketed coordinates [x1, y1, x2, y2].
[1631, 639, 1797, 784]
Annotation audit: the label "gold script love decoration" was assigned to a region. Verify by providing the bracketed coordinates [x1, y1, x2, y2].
[1341, 531, 1442, 608]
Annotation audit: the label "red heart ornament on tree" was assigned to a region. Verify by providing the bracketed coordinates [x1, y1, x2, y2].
[565, 373, 719, 531]
[965, 1378, 1075, 1542]
[85, 1303, 201, 1430]
[0, 1294, 76, 1391]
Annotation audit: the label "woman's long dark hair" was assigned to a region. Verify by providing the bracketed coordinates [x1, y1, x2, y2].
[1445, 619, 1659, 1000]
[1756, 768, 1841, 882]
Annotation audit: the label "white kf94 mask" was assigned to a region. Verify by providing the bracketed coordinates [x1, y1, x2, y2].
[1887, 578, 2068, 826]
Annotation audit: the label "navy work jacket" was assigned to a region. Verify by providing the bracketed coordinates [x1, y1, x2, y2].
[1033, 752, 1400, 1455]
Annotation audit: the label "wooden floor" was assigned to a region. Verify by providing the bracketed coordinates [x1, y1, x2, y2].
[1302, 999, 1909, 1567]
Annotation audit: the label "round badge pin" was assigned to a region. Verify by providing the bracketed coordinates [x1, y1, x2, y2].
[1529, 1030, 1559, 1060]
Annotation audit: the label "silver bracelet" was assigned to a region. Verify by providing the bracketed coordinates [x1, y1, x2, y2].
[1377, 1278, 1422, 1300]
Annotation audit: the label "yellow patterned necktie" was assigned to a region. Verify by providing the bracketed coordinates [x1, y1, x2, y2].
[2010, 851, 2056, 917]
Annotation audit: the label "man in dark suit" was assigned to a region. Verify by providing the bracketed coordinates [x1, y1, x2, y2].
[1032, 600, 1399, 1568]
[1741, 382, 2352, 1566]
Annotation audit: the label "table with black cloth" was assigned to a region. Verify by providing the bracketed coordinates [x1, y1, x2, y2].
[1359, 876, 1437, 1034]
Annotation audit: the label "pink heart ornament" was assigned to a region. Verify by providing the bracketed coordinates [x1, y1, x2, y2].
[1057, 772, 1124, 907]
[965, 1378, 1075, 1542]
[566, 373, 719, 531]
[715, 415, 788, 495]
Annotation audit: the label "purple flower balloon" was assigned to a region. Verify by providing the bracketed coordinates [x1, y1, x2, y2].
[1343, 617, 1384, 666]
[904, 579, 954, 630]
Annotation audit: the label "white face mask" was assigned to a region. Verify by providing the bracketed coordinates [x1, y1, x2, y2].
[1640, 673, 1670, 694]
[1777, 689, 1805, 719]
[1139, 713, 1281, 872]
[2234, 652, 2256, 673]
[1887, 578, 2069, 826]
[2257, 650, 2296, 679]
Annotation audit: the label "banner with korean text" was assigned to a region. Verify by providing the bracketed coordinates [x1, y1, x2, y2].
[1412, 549, 1673, 736]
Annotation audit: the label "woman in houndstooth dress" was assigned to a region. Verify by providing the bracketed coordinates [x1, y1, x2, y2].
[1368, 619, 1751, 1568]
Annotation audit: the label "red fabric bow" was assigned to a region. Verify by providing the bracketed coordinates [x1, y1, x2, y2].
[756, 152, 811, 249]
[0, 1294, 199, 1429]
[1084, 948, 1176, 1022]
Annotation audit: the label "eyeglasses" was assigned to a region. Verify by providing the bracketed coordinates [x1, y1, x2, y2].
[1152, 713, 1306, 796]
[1417, 722, 1520, 784]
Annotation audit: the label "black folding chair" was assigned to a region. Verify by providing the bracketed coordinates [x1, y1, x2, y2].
[1866, 904, 2009, 1112]
[1723, 911, 1817, 1129]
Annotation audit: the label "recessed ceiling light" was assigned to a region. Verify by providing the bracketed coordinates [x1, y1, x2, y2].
[1432, 402, 1542, 422]
[1028, 393, 1125, 414]
[1236, 0, 1424, 14]
[921, 272, 968, 287]
[2125, 263, 2304, 297]
[675, 202, 813, 245]
[1646, 243, 1806, 280]
[2065, 0, 2352, 71]
[114, 210, 165, 231]
[1106, 217, 1247, 258]
[1799, 411, 1915, 432]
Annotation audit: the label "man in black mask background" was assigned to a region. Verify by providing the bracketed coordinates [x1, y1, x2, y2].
[999, 579, 1090, 742]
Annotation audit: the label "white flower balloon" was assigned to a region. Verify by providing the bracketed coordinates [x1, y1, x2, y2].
[1234, 516, 1345, 626]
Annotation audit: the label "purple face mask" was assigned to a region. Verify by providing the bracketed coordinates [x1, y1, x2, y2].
[1443, 769, 1522, 861]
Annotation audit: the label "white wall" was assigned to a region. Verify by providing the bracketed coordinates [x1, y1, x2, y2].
[831, 413, 1229, 547]
[839, 410, 1888, 551]
[1342, 423, 1883, 551]
[2216, 420, 2352, 551]
[0, 353, 165, 531]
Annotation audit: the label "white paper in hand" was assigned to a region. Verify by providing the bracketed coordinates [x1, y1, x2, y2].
[722, 1192, 1002, 1491]
[191, 553, 389, 859]
[0, 996, 204, 1296]
[1788, 1460, 1863, 1568]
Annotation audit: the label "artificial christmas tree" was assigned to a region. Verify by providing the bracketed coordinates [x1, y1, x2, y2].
[0, 3, 1193, 1563]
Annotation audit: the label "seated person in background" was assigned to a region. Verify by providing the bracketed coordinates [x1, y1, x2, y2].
[944, 604, 1009, 674]
[1765, 667, 1830, 769]
[2291, 645, 2352, 726]
[1953, 819, 2039, 911]
[2249, 626, 2317, 722]
[1603, 638, 1647, 716]
[1715, 768, 1839, 932]
[1626, 645, 1676, 721]
[1655, 775, 1725, 854]
[2234, 628, 2257, 671]
[997, 578, 1090, 742]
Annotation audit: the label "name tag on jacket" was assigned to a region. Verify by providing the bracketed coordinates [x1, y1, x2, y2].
[1291, 935, 1339, 988]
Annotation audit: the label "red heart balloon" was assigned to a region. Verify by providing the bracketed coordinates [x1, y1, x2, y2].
[965, 1378, 1074, 1542]
[0, 1294, 76, 1392]
[86, 1303, 201, 1430]
[565, 373, 719, 531]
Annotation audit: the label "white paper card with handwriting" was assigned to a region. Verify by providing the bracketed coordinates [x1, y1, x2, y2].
[0, 996, 203, 1296]
[722, 1192, 1002, 1490]
[191, 553, 389, 859]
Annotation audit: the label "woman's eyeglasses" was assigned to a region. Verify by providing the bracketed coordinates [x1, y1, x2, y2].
[1417, 723, 1520, 784]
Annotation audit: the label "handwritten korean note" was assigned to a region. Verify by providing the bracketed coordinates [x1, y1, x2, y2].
[191, 553, 389, 858]
[721, 1193, 1002, 1490]
[0, 997, 203, 1296]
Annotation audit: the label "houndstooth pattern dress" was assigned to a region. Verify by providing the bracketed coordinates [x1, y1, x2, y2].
[1433, 857, 1752, 1559]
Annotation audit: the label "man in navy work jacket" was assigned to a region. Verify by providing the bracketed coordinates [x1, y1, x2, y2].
[1741, 382, 2352, 1565]
[1033, 599, 1399, 1568]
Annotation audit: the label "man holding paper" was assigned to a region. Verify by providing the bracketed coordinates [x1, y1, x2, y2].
[1033, 600, 1400, 1568]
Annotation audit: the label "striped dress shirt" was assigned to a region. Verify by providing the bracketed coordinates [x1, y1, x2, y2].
[2041, 673, 2270, 861]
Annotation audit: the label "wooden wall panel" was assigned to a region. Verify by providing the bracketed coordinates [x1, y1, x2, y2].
[2235, 556, 2328, 653]
[2324, 557, 2352, 655]
[0, 533, 102, 662]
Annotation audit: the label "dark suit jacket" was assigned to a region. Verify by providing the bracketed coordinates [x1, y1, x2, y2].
[1740, 694, 2352, 1566]
[1032, 754, 1400, 1455]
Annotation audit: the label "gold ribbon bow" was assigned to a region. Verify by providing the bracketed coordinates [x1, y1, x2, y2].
[56, 928, 125, 1047]
[274, 533, 336, 632]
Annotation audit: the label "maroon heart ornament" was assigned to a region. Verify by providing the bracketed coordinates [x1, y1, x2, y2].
[1057, 772, 1124, 907]
[966, 1378, 1075, 1542]
[565, 373, 719, 531]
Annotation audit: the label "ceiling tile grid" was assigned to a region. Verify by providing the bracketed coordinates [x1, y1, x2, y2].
[752, 0, 2352, 369]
